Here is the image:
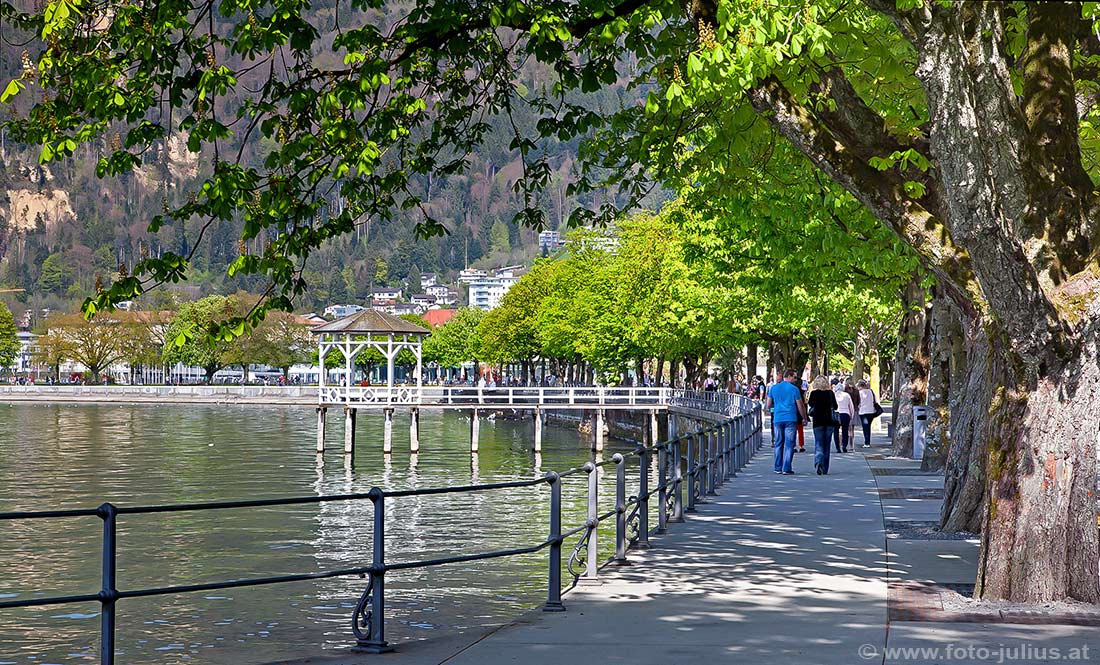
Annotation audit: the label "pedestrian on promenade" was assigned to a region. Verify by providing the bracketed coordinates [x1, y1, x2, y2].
[833, 381, 856, 452]
[844, 377, 861, 447]
[766, 369, 806, 475]
[856, 379, 879, 448]
[807, 376, 838, 475]
[796, 376, 807, 453]
[765, 372, 782, 444]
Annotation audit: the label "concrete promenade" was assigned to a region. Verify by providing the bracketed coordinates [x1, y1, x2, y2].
[289, 423, 1100, 665]
[437, 440, 889, 664]
[0, 384, 315, 405]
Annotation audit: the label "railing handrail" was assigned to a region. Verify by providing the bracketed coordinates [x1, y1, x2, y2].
[0, 394, 764, 663]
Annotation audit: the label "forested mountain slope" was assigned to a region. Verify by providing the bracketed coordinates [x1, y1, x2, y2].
[0, 0, 646, 316]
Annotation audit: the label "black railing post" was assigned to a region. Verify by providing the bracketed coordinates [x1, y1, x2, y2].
[705, 427, 717, 496]
[613, 454, 628, 564]
[97, 502, 118, 665]
[584, 462, 598, 580]
[637, 445, 650, 548]
[656, 442, 668, 534]
[355, 488, 393, 653]
[672, 437, 684, 522]
[685, 433, 696, 513]
[544, 472, 565, 611]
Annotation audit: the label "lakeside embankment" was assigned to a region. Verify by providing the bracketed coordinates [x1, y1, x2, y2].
[0, 384, 317, 405]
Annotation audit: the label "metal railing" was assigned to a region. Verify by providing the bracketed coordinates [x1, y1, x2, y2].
[0, 397, 763, 664]
[321, 385, 673, 408]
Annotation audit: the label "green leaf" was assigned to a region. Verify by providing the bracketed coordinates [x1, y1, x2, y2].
[0, 78, 24, 103]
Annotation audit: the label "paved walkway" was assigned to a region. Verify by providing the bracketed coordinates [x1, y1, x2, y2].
[286, 421, 1100, 665]
[438, 438, 888, 665]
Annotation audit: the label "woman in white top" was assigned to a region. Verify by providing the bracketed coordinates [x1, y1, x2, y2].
[833, 383, 856, 452]
[856, 380, 877, 448]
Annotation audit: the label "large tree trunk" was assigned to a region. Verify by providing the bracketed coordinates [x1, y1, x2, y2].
[915, 4, 1098, 601]
[976, 328, 1100, 602]
[891, 276, 930, 457]
[922, 289, 962, 472]
[746, 343, 758, 379]
[939, 319, 990, 534]
[851, 336, 866, 381]
[809, 337, 821, 378]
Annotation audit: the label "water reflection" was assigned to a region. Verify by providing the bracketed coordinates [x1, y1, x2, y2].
[0, 404, 646, 664]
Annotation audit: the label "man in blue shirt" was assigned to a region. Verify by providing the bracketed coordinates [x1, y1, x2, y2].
[766, 369, 807, 474]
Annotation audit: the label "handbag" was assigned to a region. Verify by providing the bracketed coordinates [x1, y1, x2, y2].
[830, 408, 841, 426]
[872, 400, 884, 418]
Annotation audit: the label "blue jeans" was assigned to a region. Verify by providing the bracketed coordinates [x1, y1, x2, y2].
[813, 425, 834, 474]
[834, 413, 851, 451]
[860, 414, 874, 446]
[773, 421, 798, 473]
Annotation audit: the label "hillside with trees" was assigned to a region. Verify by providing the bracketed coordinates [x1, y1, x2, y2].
[0, 0, 651, 320]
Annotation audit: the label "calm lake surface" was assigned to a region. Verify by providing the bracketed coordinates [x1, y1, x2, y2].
[0, 404, 647, 664]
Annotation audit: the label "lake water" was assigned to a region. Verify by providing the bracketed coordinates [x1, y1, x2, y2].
[0, 404, 647, 664]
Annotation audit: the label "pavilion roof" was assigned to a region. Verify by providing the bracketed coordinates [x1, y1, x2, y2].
[310, 309, 430, 336]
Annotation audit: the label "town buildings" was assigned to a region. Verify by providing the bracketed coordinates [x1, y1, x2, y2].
[468, 266, 524, 311]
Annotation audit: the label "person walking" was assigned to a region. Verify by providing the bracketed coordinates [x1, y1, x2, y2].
[844, 377, 862, 449]
[796, 376, 808, 453]
[807, 376, 838, 475]
[856, 379, 878, 448]
[765, 372, 782, 444]
[833, 381, 856, 453]
[766, 369, 807, 475]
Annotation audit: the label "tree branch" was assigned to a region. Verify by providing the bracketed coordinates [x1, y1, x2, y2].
[746, 74, 977, 319]
[389, 0, 653, 67]
[1019, 1, 1096, 275]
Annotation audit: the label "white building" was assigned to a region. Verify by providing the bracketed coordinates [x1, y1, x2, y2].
[538, 230, 564, 250]
[11, 331, 39, 375]
[324, 304, 366, 319]
[372, 287, 403, 301]
[436, 291, 459, 306]
[371, 300, 397, 315]
[458, 268, 488, 283]
[411, 294, 436, 309]
[426, 284, 449, 298]
[421, 273, 438, 288]
[469, 269, 523, 311]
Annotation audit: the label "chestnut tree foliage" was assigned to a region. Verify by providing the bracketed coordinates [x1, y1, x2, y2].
[6, 0, 1100, 603]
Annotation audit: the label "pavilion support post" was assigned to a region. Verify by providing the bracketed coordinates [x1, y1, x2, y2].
[534, 408, 543, 452]
[316, 407, 327, 453]
[658, 412, 670, 442]
[409, 408, 420, 453]
[593, 409, 605, 452]
[650, 410, 659, 446]
[383, 408, 394, 454]
[344, 407, 357, 456]
[471, 409, 480, 452]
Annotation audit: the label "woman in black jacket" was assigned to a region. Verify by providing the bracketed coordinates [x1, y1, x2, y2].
[807, 375, 839, 475]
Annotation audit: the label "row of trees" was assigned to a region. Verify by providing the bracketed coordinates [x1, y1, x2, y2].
[422, 205, 908, 388]
[30, 295, 313, 383]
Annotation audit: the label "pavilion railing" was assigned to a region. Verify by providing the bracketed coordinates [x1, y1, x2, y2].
[0, 395, 763, 664]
